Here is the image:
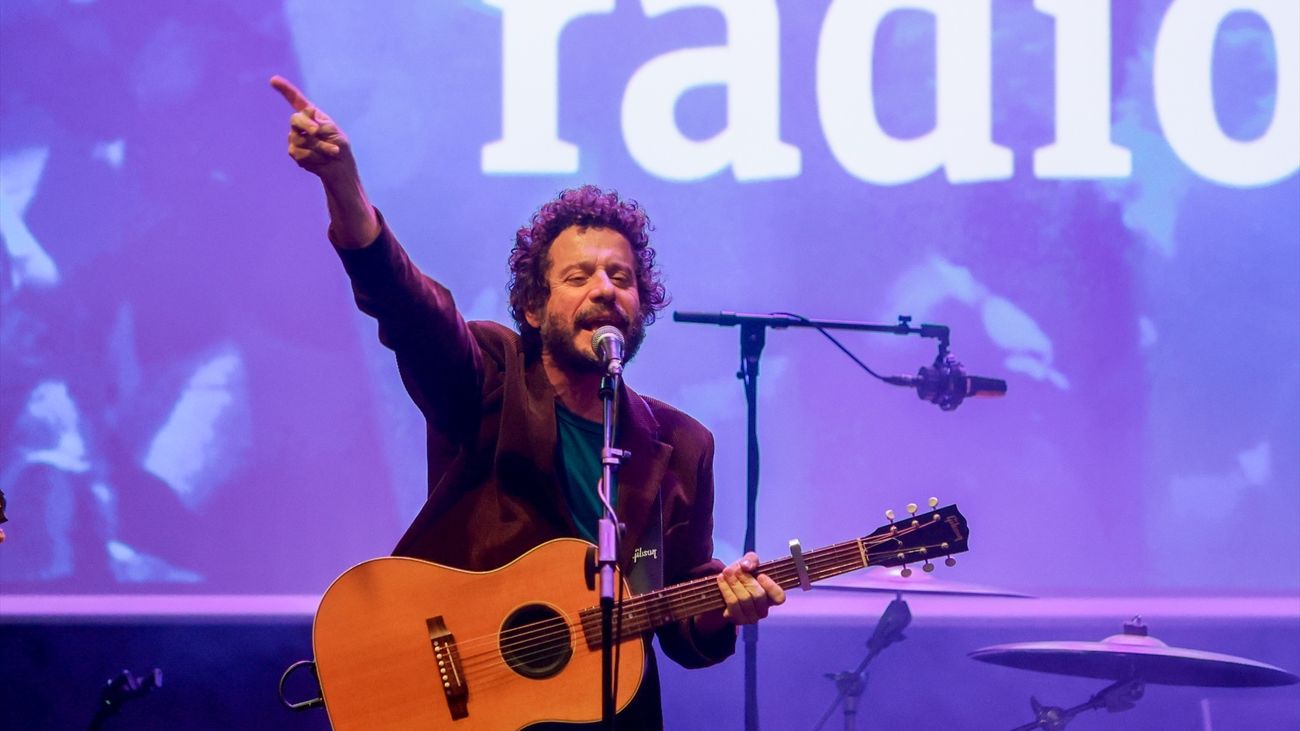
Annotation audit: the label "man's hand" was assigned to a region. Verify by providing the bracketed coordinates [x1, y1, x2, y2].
[269, 75, 378, 248]
[696, 552, 786, 635]
[270, 75, 355, 181]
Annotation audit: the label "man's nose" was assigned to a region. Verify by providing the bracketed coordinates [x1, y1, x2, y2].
[589, 271, 616, 300]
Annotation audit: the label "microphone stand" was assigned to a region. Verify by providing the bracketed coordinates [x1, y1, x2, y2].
[88, 668, 163, 731]
[811, 596, 912, 731]
[672, 311, 950, 731]
[598, 367, 627, 730]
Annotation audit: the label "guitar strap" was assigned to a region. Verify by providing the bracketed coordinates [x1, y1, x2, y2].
[624, 397, 664, 596]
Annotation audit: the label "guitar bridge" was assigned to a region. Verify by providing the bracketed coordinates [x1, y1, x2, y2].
[426, 616, 468, 720]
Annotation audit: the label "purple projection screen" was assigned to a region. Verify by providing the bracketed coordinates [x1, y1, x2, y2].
[1, 0, 1296, 599]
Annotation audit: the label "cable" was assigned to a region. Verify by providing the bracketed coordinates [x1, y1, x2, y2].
[770, 312, 892, 382]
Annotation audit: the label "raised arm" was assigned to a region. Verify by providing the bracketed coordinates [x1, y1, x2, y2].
[270, 75, 380, 249]
[269, 75, 482, 429]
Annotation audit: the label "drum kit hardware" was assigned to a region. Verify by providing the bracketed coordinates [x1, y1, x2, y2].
[809, 568, 1033, 730]
[971, 616, 1300, 730]
[809, 573, 1298, 730]
[809, 596, 913, 731]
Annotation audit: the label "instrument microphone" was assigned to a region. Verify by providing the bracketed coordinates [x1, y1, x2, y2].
[591, 326, 626, 376]
[884, 356, 1006, 411]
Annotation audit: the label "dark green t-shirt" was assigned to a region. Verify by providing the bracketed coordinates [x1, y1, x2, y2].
[555, 402, 614, 543]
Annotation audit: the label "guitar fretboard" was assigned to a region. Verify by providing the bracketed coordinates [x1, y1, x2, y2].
[576, 511, 962, 646]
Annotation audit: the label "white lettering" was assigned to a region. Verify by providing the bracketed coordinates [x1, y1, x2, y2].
[1154, 0, 1299, 187]
[1033, 0, 1132, 178]
[620, 0, 800, 181]
[480, 0, 615, 175]
[816, 0, 1012, 185]
[480, 0, 1295, 188]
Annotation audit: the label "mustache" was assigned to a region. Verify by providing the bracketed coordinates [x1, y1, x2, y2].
[576, 307, 630, 329]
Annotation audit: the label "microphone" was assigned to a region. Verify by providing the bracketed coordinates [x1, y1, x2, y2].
[884, 356, 1006, 411]
[591, 325, 625, 376]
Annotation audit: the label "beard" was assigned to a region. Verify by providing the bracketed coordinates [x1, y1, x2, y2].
[539, 305, 646, 374]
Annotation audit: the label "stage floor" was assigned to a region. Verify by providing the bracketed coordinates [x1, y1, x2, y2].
[3, 593, 1298, 729]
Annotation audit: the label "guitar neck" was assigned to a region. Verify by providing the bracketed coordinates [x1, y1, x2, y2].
[578, 504, 968, 644]
[579, 538, 870, 641]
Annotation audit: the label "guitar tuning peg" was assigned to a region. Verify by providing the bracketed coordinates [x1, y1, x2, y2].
[906, 502, 918, 516]
[928, 497, 939, 509]
[939, 540, 956, 567]
[885, 509, 896, 522]
[923, 560, 935, 573]
[900, 566, 913, 578]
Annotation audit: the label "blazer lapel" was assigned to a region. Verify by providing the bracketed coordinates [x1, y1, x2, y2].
[496, 354, 672, 553]
[494, 352, 574, 534]
[616, 385, 672, 571]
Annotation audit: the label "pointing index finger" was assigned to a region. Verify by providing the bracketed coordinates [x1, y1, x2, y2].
[269, 74, 311, 112]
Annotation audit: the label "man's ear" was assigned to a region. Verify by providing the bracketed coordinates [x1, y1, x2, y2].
[525, 307, 542, 329]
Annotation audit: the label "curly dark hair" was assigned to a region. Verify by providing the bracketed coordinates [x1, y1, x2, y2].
[507, 185, 667, 353]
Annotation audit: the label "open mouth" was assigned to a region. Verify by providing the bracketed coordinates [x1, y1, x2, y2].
[578, 313, 627, 331]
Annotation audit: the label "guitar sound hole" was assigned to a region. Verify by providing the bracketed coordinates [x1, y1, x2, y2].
[501, 604, 573, 679]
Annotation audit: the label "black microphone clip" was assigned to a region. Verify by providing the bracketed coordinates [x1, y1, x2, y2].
[886, 352, 1007, 411]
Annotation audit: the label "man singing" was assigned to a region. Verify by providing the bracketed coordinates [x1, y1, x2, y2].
[272, 75, 783, 728]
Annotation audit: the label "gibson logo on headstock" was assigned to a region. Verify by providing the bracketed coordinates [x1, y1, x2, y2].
[945, 515, 965, 540]
[633, 547, 658, 564]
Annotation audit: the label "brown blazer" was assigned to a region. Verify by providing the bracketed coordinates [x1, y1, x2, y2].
[335, 216, 737, 674]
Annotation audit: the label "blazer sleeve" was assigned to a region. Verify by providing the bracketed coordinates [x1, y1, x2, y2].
[332, 211, 483, 436]
[655, 429, 738, 668]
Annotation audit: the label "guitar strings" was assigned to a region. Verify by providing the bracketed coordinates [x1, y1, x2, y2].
[451, 540, 945, 681]
[455, 522, 943, 658]
[447, 546, 840, 659]
[451, 548, 877, 690]
[448, 519, 950, 666]
[445, 526, 946, 665]
[450, 529, 907, 657]
[452, 548, 930, 694]
[451, 546, 924, 694]
[448, 539, 876, 662]
[453, 546, 867, 674]
[450, 535, 944, 674]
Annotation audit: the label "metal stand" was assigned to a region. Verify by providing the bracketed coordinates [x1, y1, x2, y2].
[88, 668, 163, 731]
[811, 597, 913, 731]
[674, 311, 949, 731]
[1009, 678, 1145, 731]
[823, 672, 866, 731]
[738, 322, 764, 731]
[597, 371, 627, 730]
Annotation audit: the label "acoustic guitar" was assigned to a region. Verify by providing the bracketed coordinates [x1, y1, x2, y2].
[313, 502, 969, 729]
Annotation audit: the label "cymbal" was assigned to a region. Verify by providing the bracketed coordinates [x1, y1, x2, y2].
[814, 567, 1033, 598]
[970, 630, 1299, 688]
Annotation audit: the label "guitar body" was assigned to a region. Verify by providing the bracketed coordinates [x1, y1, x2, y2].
[311, 503, 973, 729]
[313, 539, 644, 730]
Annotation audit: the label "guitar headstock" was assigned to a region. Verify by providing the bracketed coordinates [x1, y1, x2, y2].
[862, 499, 969, 576]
